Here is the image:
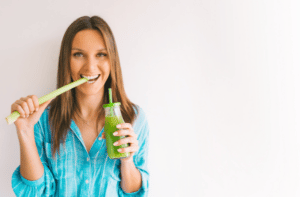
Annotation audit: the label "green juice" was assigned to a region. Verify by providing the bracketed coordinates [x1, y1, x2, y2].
[104, 115, 130, 159]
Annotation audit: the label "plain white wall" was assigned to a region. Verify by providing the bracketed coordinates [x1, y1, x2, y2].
[1, 0, 299, 196]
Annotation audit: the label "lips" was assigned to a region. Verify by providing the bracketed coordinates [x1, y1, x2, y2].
[80, 74, 100, 81]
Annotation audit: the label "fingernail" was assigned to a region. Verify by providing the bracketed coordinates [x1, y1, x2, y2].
[113, 142, 118, 146]
[36, 108, 39, 112]
[23, 115, 26, 118]
[118, 148, 122, 152]
[113, 132, 118, 136]
[117, 125, 121, 128]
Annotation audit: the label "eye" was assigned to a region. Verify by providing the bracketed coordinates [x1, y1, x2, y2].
[73, 52, 82, 57]
[98, 53, 107, 57]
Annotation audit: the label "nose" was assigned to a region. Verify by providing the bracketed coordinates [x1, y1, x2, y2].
[84, 55, 99, 70]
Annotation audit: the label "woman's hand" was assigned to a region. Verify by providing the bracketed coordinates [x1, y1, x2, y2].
[11, 95, 54, 133]
[101, 123, 139, 162]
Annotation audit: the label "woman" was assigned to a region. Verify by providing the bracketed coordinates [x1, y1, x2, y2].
[11, 15, 149, 197]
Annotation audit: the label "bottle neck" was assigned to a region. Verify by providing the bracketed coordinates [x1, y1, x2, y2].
[104, 106, 122, 117]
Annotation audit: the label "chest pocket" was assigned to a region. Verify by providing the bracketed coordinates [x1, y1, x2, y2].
[45, 141, 74, 180]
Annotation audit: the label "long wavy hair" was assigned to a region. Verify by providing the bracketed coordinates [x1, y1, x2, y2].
[48, 15, 139, 159]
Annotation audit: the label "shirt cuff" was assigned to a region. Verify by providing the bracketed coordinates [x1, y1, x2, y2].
[120, 167, 149, 195]
[20, 168, 45, 187]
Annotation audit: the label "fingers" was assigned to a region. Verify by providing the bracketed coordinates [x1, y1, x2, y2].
[11, 102, 26, 118]
[30, 95, 40, 111]
[113, 136, 136, 146]
[11, 95, 40, 118]
[114, 129, 137, 139]
[117, 123, 132, 130]
[20, 96, 36, 115]
[112, 123, 139, 156]
[118, 144, 139, 153]
[16, 99, 31, 118]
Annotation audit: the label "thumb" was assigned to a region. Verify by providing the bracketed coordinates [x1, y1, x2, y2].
[37, 97, 55, 114]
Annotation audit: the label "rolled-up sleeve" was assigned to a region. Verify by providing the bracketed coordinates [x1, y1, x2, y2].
[119, 115, 150, 197]
[11, 121, 56, 196]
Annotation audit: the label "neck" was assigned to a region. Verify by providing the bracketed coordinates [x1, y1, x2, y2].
[74, 87, 105, 119]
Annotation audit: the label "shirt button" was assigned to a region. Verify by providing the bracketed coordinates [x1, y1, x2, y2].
[86, 180, 89, 184]
[87, 157, 90, 161]
[98, 137, 102, 140]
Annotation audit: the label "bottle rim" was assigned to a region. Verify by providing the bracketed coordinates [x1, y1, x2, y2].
[103, 102, 121, 108]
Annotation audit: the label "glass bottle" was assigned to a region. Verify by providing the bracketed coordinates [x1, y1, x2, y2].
[103, 102, 130, 159]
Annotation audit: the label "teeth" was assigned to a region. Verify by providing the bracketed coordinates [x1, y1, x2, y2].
[81, 74, 99, 80]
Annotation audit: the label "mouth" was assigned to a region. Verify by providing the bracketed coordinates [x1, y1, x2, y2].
[80, 74, 100, 83]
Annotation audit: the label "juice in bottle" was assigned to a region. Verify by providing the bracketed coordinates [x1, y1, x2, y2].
[103, 89, 130, 159]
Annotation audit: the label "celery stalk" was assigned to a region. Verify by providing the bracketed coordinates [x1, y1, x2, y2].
[5, 77, 89, 125]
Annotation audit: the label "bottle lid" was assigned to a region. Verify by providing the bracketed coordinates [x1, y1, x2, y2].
[103, 102, 121, 108]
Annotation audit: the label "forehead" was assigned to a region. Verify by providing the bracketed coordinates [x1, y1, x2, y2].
[72, 29, 106, 48]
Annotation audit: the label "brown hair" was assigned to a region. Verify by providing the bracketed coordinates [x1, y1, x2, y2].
[48, 15, 139, 159]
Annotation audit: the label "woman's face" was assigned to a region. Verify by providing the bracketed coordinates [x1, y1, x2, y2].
[70, 29, 110, 95]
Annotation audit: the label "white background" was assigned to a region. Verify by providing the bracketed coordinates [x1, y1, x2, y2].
[1, 0, 300, 196]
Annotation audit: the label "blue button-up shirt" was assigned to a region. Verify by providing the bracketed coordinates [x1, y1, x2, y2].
[11, 105, 149, 196]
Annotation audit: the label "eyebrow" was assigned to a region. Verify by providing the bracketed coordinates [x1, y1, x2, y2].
[71, 48, 107, 51]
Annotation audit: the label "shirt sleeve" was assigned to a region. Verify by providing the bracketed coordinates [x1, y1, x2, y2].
[118, 112, 150, 197]
[11, 121, 56, 196]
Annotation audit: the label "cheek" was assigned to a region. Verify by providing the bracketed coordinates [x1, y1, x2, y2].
[70, 58, 79, 66]
[102, 66, 111, 81]
[70, 59, 81, 72]
[103, 62, 111, 74]
[106, 66, 111, 74]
